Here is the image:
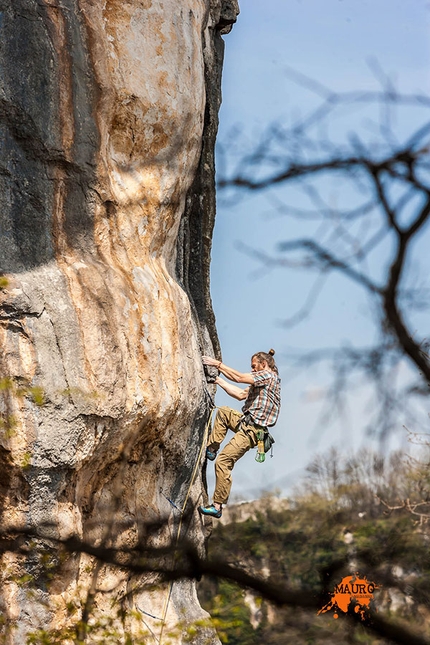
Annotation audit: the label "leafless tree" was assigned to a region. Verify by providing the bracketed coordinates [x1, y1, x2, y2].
[217, 67, 430, 440]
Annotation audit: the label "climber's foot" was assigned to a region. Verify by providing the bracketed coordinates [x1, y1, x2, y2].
[206, 448, 217, 461]
[198, 504, 222, 519]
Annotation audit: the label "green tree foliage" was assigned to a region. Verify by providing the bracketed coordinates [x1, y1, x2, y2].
[198, 448, 430, 644]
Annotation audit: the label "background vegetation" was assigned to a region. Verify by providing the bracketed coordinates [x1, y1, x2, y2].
[198, 446, 430, 644]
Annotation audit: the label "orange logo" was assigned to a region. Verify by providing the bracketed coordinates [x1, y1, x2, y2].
[318, 573, 380, 620]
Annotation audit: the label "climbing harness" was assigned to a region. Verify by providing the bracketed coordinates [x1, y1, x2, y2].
[240, 412, 275, 461]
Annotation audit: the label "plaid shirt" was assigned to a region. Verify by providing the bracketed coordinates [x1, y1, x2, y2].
[242, 369, 281, 427]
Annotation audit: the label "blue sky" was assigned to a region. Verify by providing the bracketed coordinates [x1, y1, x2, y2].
[207, 0, 430, 500]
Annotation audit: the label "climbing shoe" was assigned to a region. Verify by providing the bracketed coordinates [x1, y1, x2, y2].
[206, 448, 217, 461]
[198, 504, 222, 519]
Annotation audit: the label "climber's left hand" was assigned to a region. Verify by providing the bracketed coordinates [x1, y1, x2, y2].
[202, 355, 221, 367]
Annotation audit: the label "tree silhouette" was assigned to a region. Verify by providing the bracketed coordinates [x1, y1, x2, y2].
[217, 68, 430, 439]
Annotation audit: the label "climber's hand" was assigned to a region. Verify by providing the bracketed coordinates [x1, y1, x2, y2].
[202, 355, 220, 367]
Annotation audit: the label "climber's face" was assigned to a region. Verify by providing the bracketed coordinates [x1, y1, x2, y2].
[251, 358, 266, 372]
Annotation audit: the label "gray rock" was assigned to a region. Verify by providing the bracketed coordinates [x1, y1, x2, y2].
[0, 0, 238, 641]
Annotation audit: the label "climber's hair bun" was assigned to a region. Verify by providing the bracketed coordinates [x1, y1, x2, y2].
[252, 349, 278, 374]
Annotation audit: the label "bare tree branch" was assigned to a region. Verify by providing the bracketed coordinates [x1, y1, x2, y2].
[217, 78, 430, 439]
[2, 522, 430, 645]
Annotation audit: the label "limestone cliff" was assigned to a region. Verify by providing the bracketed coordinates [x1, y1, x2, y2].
[0, 0, 238, 642]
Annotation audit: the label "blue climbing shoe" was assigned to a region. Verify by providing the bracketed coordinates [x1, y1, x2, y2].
[206, 448, 217, 461]
[198, 504, 222, 519]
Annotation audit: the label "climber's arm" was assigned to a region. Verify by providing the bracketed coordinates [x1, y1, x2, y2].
[202, 356, 254, 385]
[215, 377, 250, 401]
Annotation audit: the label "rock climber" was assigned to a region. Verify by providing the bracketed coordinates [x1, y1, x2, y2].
[199, 350, 281, 519]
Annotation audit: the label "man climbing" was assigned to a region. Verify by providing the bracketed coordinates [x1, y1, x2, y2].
[199, 349, 281, 519]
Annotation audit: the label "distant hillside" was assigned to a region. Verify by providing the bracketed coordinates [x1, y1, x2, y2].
[219, 496, 290, 525]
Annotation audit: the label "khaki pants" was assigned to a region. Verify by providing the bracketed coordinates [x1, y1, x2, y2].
[208, 406, 258, 505]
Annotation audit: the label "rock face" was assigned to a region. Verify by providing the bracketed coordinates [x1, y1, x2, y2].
[0, 0, 238, 641]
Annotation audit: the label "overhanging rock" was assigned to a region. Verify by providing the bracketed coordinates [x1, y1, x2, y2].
[0, 0, 239, 641]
